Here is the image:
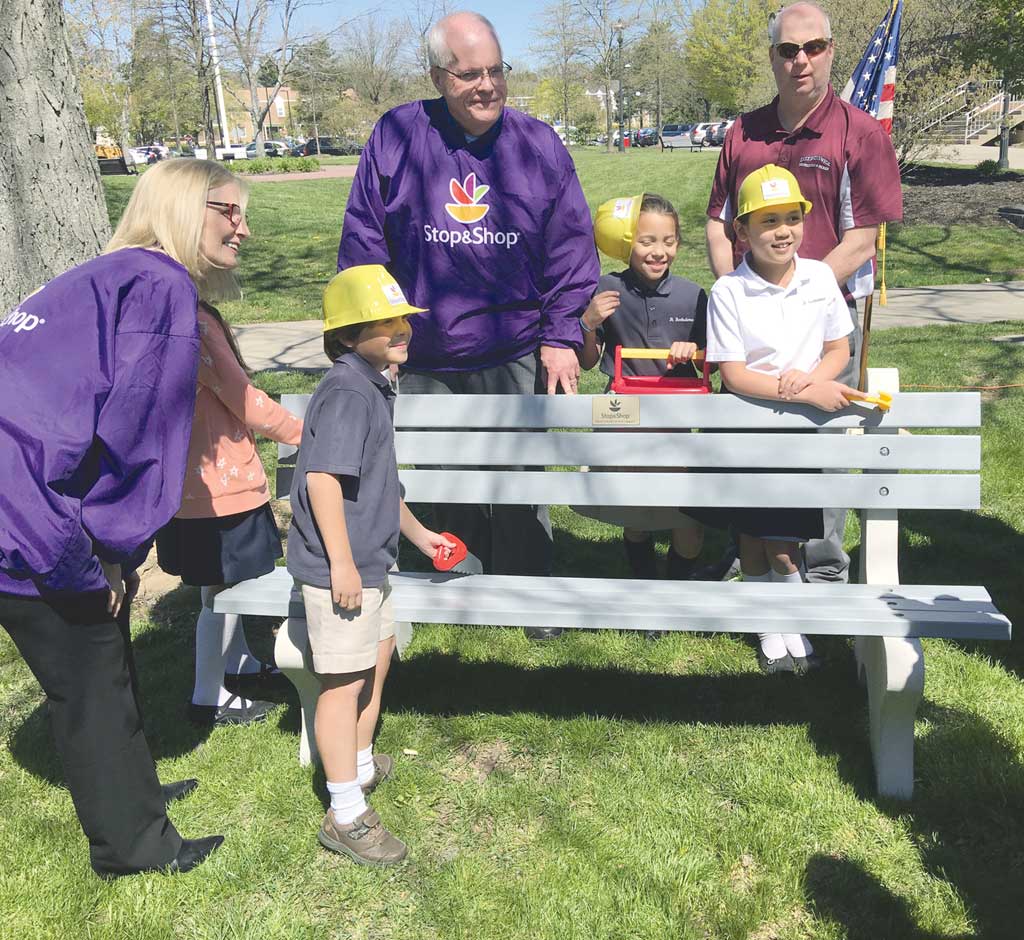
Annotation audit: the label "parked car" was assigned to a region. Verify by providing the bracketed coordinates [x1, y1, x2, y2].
[635, 127, 659, 147]
[125, 146, 164, 166]
[660, 123, 694, 149]
[245, 140, 289, 158]
[294, 136, 364, 156]
[708, 119, 735, 147]
[689, 122, 717, 147]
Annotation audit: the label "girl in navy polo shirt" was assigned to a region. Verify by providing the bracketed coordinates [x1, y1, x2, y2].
[579, 194, 708, 590]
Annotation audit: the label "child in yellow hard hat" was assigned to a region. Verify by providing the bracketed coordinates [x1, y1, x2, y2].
[706, 164, 860, 675]
[581, 193, 708, 599]
[286, 264, 456, 865]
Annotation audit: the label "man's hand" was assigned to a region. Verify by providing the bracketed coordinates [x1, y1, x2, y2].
[778, 369, 813, 400]
[124, 570, 141, 605]
[797, 381, 859, 412]
[99, 560, 125, 618]
[667, 341, 698, 367]
[329, 561, 363, 611]
[540, 344, 581, 395]
[581, 291, 620, 331]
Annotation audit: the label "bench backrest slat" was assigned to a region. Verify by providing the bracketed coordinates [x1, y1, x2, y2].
[389, 431, 980, 471]
[396, 469, 978, 510]
[281, 392, 981, 431]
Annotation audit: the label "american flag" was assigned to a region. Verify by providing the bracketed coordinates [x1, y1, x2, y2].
[839, 0, 903, 134]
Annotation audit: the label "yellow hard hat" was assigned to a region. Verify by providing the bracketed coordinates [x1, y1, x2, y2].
[735, 164, 812, 219]
[323, 264, 427, 333]
[594, 194, 643, 262]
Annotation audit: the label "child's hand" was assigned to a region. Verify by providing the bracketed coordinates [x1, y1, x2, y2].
[329, 561, 363, 610]
[581, 291, 620, 331]
[667, 341, 698, 366]
[797, 381, 857, 412]
[778, 369, 813, 399]
[413, 529, 457, 560]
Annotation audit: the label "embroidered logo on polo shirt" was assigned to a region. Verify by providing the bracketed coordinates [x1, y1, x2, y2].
[799, 155, 832, 172]
[445, 173, 490, 223]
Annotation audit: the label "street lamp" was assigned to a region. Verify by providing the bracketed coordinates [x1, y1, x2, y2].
[613, 20, 625, 152]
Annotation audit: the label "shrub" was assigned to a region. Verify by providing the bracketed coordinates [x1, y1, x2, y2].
[976, 159, 1003, 177]
[231, 156, 320, 175]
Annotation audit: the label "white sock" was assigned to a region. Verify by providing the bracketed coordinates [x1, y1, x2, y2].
[223, 615, 262, 675]
[770, 568, 814, 657]
[327, 778, 367, 825]
[357, 746, 375, 786]
[193, 588, 248, 707]
[744, 569, 788, 660]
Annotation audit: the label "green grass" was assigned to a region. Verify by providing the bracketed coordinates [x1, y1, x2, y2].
[3, 322, 1024, 938]
[101, 148, 1024, 326]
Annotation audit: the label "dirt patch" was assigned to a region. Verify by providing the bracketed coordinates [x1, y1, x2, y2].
[901, 163, 1024, 227]
[448, 740, 535, 784]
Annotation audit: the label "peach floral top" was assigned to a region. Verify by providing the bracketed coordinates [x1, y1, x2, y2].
[176, 305, 303, 518]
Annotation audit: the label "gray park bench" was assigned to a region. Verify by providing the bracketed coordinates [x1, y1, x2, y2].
[215, 368, 1010, 799]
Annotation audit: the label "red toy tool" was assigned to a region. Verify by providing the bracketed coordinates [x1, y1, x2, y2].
[433, 533, 468, 571]
[611, 347, 712, 395]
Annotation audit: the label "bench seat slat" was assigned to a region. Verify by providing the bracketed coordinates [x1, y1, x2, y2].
[398, 470, 980, 510]
[390, 432, 981, 471]
[214, 570, 1009, 640]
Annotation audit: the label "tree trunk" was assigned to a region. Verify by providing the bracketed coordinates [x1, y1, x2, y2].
[0, 0, 110, 311]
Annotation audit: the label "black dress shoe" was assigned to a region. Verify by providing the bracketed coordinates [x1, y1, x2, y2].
[167, 835, 225, 874]
[756, 648, 796, 674]
[188, 695, 277, 726]
[92, 834, 225, 879]
[161, 778, 199, 806]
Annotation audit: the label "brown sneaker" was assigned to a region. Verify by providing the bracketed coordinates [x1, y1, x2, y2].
[318, 808, 408, 866]
[360, 753, 394, 795]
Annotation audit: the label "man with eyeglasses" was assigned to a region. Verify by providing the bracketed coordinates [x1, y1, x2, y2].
[339, 11, 599, 639]
[704, 0, 902, 588]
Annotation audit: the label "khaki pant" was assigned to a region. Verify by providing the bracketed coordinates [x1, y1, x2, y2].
[300, 578, 396, 674]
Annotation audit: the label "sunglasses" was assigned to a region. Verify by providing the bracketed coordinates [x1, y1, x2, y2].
[774, 38, 832, 60]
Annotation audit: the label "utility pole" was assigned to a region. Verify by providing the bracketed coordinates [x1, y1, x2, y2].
[203, 0, 231, 148]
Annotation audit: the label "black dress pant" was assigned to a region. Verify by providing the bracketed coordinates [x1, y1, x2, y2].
[0, 590, 182, 876]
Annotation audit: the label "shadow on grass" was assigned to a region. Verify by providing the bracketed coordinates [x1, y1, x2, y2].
[805, 707, 1024, 939]
[6, 581, 291, 784]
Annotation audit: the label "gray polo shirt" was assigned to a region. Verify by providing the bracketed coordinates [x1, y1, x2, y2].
[287, 353, 400, 589]
[596, 270, 708, 378]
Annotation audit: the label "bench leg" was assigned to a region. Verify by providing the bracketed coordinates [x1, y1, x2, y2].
[854, 635, 924, 800]
[274, 615, 321, 767]
[394, 621, 414, 660]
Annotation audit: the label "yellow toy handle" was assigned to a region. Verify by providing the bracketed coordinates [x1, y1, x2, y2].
[619, 347, 705, 362]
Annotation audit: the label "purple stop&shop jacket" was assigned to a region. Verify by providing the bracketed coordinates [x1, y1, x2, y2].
[338, 99, 600, 373]
[0, 248, 200, 597]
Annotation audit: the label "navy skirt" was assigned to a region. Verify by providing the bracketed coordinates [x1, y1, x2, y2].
[156, 503, 283, 586]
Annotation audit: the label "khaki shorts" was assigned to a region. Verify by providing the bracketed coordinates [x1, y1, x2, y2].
[299, 577, 396, 675]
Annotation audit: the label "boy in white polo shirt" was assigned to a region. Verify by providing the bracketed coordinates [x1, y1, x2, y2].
[706, 164, 859, 675]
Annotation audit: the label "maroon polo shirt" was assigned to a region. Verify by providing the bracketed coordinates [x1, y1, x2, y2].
[707, 85, 902, 299]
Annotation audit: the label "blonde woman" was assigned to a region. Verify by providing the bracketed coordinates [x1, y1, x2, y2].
[0, 159, 244, 878]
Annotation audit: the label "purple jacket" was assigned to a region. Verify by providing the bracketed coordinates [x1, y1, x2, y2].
[0, 248, 200, 596]
[338, 100, 600, 373]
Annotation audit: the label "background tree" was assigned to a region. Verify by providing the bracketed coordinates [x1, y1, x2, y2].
[684, 0, 776, 115]
[288, 38, 346, 145]
[1, 0, 111, 310]
[533, 0, 586, 131]
[338, 16, 410, 109]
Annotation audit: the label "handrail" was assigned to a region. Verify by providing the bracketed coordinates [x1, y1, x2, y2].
[964, 83, 1024, 142]
[912, 79, 1001, 135]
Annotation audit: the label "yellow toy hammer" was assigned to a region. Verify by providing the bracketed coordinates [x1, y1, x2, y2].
[851, 391, 893, 412]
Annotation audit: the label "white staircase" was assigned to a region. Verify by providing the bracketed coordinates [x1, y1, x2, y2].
[913, 79, 1024, 145]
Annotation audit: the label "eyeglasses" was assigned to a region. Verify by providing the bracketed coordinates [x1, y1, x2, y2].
[206, 200, 243, 226]
[773, 38, 832, 60]
[436, 61, 512, 85]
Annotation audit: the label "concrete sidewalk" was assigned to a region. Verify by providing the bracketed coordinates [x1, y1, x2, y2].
[236, 280, 1024, 372]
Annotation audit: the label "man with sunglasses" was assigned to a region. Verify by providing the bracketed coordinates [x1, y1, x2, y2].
[339, 11, 599, 639]
[705, 0, 902, 588]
